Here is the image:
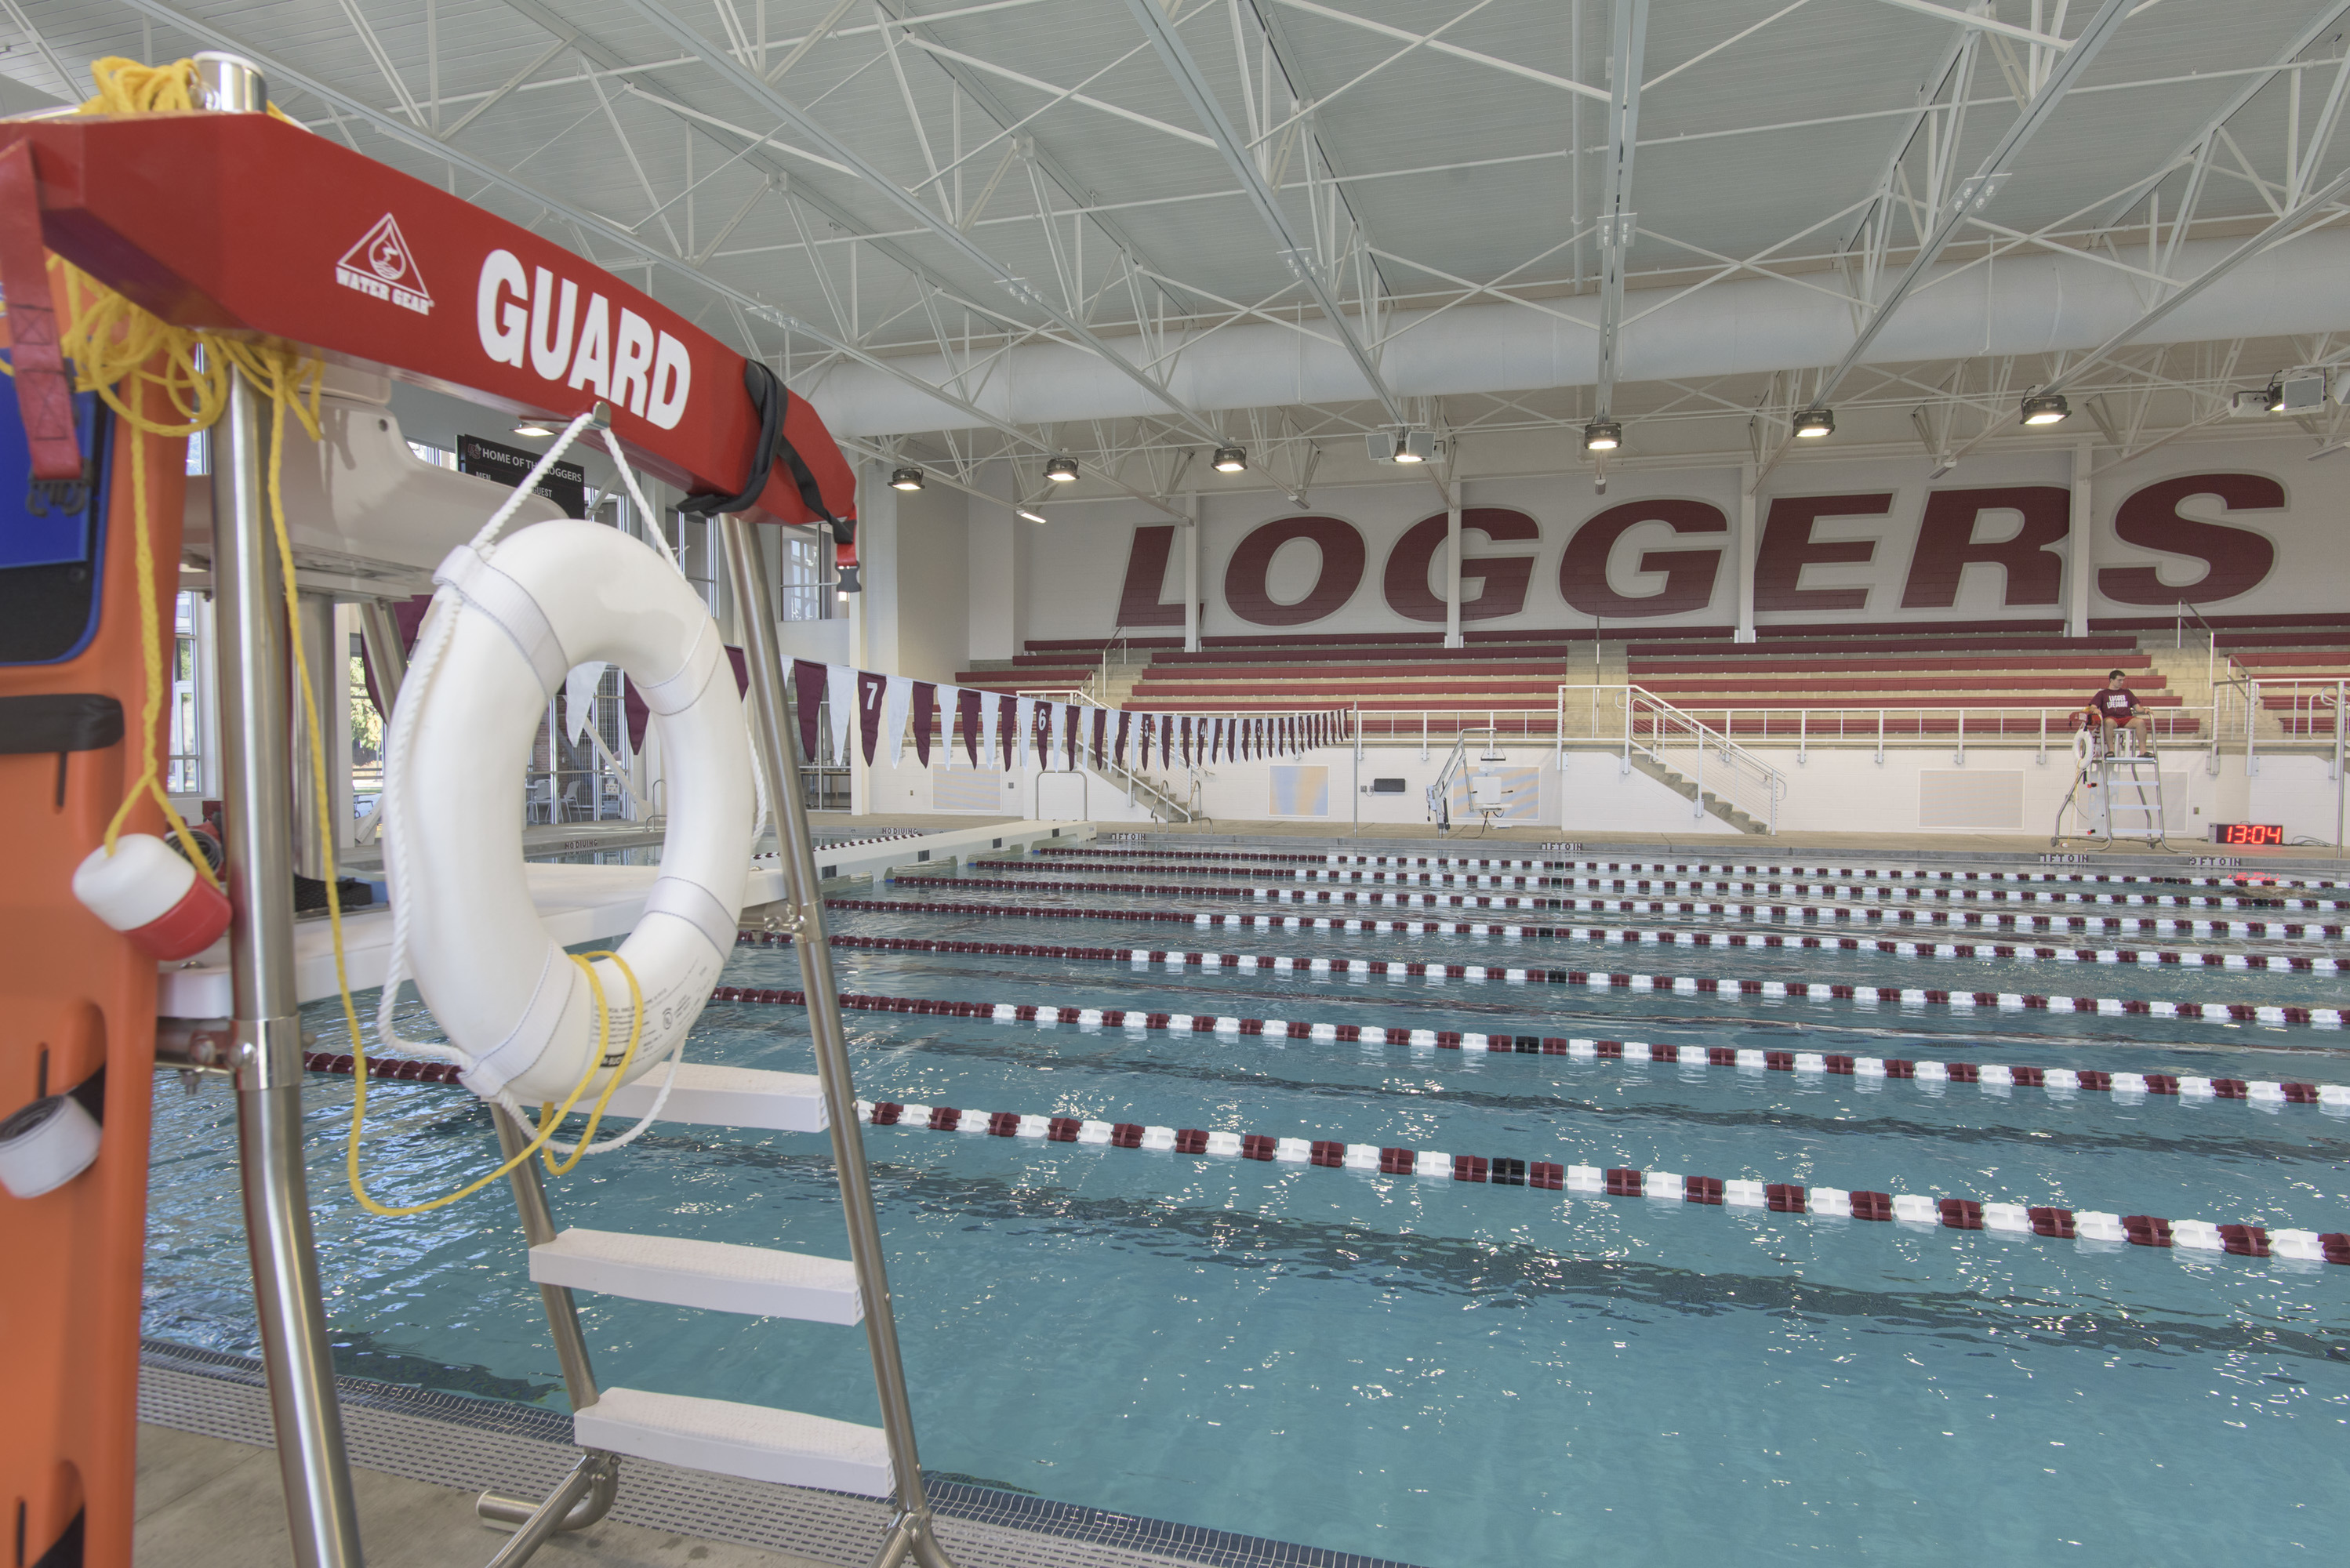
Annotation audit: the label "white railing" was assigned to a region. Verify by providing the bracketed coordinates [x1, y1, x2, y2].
[1015, 687, 1196, 822]
[1608, 684, 1787, 833]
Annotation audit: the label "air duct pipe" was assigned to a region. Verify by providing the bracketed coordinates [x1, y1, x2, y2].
[805, 230, 2350, 437]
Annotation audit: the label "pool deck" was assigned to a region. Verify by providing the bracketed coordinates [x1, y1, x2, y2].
[136, 1423, 825, 1568]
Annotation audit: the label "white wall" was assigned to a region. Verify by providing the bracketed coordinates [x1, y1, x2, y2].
[1015, 435, 2350, 646]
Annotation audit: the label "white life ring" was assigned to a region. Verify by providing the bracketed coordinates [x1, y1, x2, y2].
[385, 519, 753, 1104]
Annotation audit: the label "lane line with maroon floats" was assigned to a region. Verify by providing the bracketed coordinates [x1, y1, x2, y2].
[281, 1052, 2350, 1270]
[972, 859, 2350, 910]
[1066, 844, 2350, 890]
[830, 898, 2343, 968]
[766, 930, 2346, 1027]
[847, 1095, 2350, 1267]
[709, 956, 2350, 1102]
[884, 873, 2342, 938]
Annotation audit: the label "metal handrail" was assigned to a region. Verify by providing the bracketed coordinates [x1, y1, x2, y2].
[1615, 684, 1789, 833]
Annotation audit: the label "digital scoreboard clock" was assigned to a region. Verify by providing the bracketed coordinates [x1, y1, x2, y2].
[2210, 822, 2284, 846]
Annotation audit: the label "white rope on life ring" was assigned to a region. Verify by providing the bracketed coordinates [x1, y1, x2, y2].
[382, 516, 754, 1105]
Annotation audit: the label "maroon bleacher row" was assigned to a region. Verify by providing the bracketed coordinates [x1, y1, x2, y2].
[865, 885, 2347, 936]
[852, 1100, 2350, 1265]
[955, 616, 2350, 739]
[816, 899, 2348, 960]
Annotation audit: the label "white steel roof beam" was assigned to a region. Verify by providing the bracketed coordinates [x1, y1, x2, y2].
[1806, 0, 2136, 408]
[612, 0, 1226, 444]
[1263, 0, 1607, 102]
[1871, 0, 2076, 50]
[1591, 0, 1650, 419]
[1121, 0, 1408, 426]
[110, 0, 1190, 520]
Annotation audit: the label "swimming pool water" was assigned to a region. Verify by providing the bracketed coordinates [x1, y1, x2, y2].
[143, 858, 2350, 1566]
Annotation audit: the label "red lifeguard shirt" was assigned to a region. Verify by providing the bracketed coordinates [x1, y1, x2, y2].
[2087, 686, 2141, 720]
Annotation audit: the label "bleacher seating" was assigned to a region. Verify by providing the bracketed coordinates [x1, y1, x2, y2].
[946, 619, 2350, 743]
[2206, 623, 2350, 738]
[1625, 635, 2171, 737]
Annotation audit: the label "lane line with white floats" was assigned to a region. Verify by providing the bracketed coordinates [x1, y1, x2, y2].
[844, 1097, 2350, 1266]
[825, 899, 2345, 968]
[706, 962, 2350, 1100]
[981, 861, 2345, 910]
[1063, 846, 2346, 891]
[281, 1051, 2350, 1269]
[885, 875, 2345, 937]
[744, 931, 2348, 1029]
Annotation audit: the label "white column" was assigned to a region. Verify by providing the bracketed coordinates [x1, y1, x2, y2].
[1182, 502, 1200, 652]
[1734, 462, 1758, 643]
[1443, 491, 1463, 648]
[2068, 440, 2093, 638]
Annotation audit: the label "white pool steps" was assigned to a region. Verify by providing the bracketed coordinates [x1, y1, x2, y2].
[572, 1386, 892, 1496]
[599, 1062, 827, 1131]
[528, 1228, 862, 1324]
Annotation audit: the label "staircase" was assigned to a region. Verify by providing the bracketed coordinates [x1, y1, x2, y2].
[1622, 749, 1771, 834]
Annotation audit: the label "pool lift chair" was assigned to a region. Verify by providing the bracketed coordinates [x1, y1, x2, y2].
[1429, 730, 1516, 833]
[84, 60, 960, 1568]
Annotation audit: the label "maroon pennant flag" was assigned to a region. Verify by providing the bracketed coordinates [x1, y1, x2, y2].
[1114, 710, 1131, 768]
[856, 670, 887, 765]
[1034, 705, 1052, 770]
[1180, 717, 1193, 767]
[999, 695, 1019, 770]
[912, 683, 935, 768]
[1091, 706, 1108, 768]
[1064, 704, 1081, 770]
[959, 688, 983, 765]
[791, 659, 827, 762]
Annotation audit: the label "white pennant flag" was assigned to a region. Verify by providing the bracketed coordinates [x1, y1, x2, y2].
[882, 674, 913, 766]
[825, 663, 855, 766]
[1015, 696, 1037, 766]
[982, 691, 1002, 766]
[564, 661, 605, 747]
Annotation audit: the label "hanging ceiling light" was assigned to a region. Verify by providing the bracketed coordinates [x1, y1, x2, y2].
[1793, 406, 1835, 438]
[1044, 456, 1079, 482]
[1016, 506, 1048, 524]
[511, 418, 556, 437]
[890, 466, 925, 491]
[2020, 392, 2071, 426]
[1211, 445, 1248, 473]
[1583, 418, 1622, 452]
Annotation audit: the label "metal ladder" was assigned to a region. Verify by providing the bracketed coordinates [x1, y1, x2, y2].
[355, 517, 957, 1567]
[2097, 750, 2168, 844]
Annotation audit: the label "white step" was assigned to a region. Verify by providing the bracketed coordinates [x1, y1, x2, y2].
[530, 1228, 861, 1324]
[575, 1387, 892, 1497]
[600, 1062, 827, 1131]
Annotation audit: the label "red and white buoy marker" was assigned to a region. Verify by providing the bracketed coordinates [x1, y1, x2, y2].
[72, 833, 233, 960]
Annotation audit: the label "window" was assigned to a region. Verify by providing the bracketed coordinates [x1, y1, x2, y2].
[167, 592, 205, 793]
[779, 530, 834, 622]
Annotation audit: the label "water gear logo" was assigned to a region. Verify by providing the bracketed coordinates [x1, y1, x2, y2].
[335, 214, 434, 315]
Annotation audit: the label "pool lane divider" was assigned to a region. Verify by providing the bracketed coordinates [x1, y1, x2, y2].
[881, 877, 2341, 937]
[845, 1096, 2350, 1267]
[712, 955, 2350, 1093]
[981, 862, 2344, 911]
[1061, 846, 2346, 891]
[829, 900, 2341, 970]
[790, 931, 2345, 1027]
[276, 1051, 2350, 1269]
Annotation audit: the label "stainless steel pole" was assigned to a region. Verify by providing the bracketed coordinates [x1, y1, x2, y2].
[215, 361, 365, 1568]
[717, 515, 956, 1568]
[474, 1109, 619, 1535]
